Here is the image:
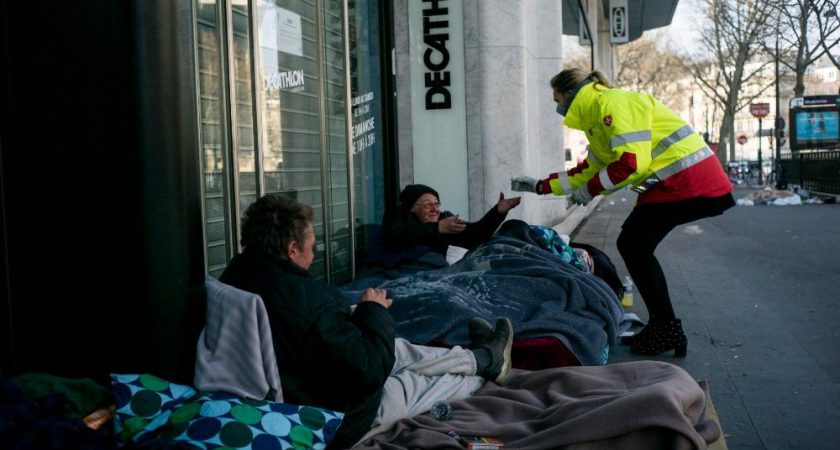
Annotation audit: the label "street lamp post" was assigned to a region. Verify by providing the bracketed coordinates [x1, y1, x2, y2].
[775, 35, 782, 185]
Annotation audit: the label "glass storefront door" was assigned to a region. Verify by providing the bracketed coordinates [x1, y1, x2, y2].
[348, 0, 389, 259]
[195, 0, 390, 284]
[257, 0, 374, 283]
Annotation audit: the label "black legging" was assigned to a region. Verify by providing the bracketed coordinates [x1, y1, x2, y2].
[617, 194, 734, 321]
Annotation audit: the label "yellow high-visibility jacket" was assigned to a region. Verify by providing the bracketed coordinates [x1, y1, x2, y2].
[542, 83, 731, 204]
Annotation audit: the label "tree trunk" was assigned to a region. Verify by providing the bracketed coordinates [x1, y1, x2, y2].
[721, 97, 739, 163]
[718, 120, 732, 163]
[794, 3, 808, 98]
[794, 70, 805, 97]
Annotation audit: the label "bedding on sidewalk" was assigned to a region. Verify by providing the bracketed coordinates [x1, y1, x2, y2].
[354, 361, 721, 450]
[343, 234, 623, 366]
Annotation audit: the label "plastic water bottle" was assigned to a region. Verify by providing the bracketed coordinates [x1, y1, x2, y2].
[621, 276, 634, 308]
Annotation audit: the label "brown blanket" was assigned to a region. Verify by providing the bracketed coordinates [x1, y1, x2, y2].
[354, 361, 721, 450]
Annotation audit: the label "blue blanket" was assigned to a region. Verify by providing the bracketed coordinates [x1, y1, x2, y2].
[342, 234, 623, 366]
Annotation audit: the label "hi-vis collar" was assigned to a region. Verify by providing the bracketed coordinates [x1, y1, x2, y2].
[562, 83, 609, 131]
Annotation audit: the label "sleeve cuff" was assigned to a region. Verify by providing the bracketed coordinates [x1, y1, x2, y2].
[540, 178, 552, 195]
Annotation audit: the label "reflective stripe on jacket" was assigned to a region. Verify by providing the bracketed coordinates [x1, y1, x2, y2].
[544, 83, 731, 204]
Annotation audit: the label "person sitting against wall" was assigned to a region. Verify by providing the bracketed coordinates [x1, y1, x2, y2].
[382, 184, 521, 256]
[219, 194, 514, 449]
[352, 184, 521, 281]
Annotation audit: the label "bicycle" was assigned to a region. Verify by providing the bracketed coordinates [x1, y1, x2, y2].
[745, 166, 780, 189]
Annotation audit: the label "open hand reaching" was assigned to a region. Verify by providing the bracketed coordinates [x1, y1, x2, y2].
[496, 192, 521, 214]
[438, 214, 467, 234]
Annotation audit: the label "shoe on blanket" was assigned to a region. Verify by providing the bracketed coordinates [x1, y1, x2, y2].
[468, 317, 494, 346]
[481, 318, 514, 384]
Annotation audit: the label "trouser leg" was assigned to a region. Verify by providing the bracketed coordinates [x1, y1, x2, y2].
[617, 209, 676, 321]
[390, 338, 478, 376]
[357, 339, 485, 444]
[617, 197, 729, 321]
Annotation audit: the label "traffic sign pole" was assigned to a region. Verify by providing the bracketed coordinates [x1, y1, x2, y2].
[758, 118, 763, 184]
[750, 103, 770, 185]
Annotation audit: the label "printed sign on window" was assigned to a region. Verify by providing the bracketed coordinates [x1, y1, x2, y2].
[276, 7, 303, 57]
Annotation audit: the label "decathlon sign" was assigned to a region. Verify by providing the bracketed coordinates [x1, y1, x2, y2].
[408, 0, 469, 219]
[610, 0, 629, 44]
[419, 0, 453, 109]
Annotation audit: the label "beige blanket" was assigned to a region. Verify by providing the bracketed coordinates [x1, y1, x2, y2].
[354, 361, 721, 450]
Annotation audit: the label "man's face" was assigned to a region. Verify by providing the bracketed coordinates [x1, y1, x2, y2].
[410, 193, 441, 223]
[288, 223, 316, 270]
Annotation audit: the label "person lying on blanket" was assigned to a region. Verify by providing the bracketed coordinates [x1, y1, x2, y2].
[220, 194, 515, 449]
[381, 184, 521, 256]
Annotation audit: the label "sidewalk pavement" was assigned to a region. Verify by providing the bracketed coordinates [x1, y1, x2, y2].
[557, 185, 840, 450]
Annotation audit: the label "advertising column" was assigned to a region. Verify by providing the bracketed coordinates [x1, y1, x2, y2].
[408, 0, 469, 217]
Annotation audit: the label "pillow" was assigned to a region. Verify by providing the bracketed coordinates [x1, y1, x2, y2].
[112, 374, 344, 450]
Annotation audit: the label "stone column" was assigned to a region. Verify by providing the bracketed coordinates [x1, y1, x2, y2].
[463, 0, 568, 225]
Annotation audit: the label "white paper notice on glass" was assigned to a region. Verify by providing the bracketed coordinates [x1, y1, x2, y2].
[276, 7, 303, 57]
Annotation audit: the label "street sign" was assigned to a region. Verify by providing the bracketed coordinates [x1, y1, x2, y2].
[737, 134, 748, 145]
[579, 9, 591, 45]
[750, 102, 770, 118]
[610, 0, 629, 44]
[790, 95, 840, 107]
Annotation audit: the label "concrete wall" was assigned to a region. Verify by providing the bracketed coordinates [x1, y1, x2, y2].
[394, 0, 570, 225]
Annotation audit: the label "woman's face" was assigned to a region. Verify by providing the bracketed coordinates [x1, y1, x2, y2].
[410, 193, 441, 223]
[553, 89, 570, 109]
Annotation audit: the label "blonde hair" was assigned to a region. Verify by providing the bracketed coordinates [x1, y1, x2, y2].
[550, 68, 612, 94]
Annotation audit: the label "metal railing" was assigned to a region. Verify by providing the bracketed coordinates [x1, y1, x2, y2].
[779, 150, 840, 194]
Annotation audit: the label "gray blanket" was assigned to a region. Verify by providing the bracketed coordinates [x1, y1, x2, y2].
[354, 361, 721, 450]
[343, 236, 623, 365]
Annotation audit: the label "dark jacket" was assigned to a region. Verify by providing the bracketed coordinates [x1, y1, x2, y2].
[219, 249, 396, 449]
[381, 206, 507, 255]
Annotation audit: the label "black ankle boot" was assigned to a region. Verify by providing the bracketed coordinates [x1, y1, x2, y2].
[620, 324, 650, 345]
[630, 319, 687, 357]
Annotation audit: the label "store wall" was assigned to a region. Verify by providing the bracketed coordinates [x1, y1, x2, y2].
[395, 0, 569, 225]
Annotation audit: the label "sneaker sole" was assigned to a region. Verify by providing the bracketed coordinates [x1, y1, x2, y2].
[493, 318, 514, 384]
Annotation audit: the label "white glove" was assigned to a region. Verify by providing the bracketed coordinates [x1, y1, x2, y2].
[570, 188, 593, 206]
[511, 176, 538, 193]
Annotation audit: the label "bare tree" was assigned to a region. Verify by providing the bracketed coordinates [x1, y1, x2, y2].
[562, 33, 692, 112]
[811, 1, 840, 71]
[563, 54, 591, 73]
[690, 0, 776, 162]
[772, 0, 840, 97]
[613, 32, 693, 111]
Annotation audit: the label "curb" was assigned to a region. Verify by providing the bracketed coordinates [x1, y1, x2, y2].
[552, 196, 604, 237]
